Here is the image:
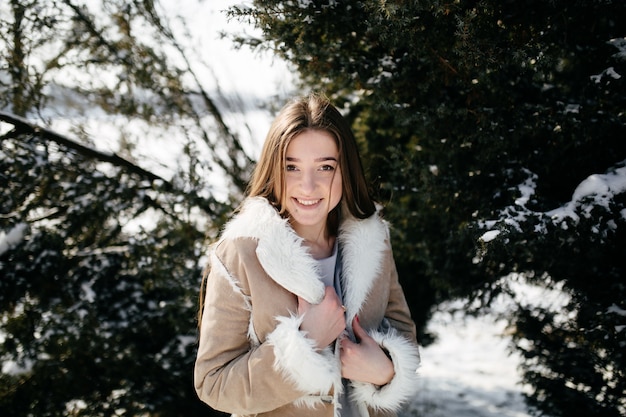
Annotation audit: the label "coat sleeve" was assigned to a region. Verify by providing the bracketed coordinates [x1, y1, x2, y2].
[194, 239, 340, 414]
[350, 243, 421, 413]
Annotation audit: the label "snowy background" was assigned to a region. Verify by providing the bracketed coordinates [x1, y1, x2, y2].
[408, 308, 531, 417]
[404, 274, 571, 417]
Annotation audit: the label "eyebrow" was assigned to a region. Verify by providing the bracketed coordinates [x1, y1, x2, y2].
[286, 156, 338, 162]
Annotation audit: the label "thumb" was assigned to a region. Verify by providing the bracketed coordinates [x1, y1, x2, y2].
[351, 315, 368, 342]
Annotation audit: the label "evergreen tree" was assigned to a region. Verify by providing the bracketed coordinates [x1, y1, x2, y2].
[0, 117, 225, 416]
[0, 0, 242, 415]
[228, 1, 626, 415]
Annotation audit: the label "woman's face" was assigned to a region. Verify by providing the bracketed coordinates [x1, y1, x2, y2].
[283, 129, 343, 238]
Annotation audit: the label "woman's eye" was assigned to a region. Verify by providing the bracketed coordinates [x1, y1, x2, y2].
[320, 164, 335, 171]
[285, 164, 298, 171]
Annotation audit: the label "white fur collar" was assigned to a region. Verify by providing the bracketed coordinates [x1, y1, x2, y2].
[220, 197, 388, 313]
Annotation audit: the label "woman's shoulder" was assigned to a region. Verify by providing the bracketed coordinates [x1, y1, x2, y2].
[220, 197, 286, 241]
[339, 207, 390, 243]
[215, 235, 259, 252]
[214, 197, 301, 266]
[213, 236, 261, 269]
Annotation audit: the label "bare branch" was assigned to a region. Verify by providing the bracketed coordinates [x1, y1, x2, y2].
[0, 111, 172, 188]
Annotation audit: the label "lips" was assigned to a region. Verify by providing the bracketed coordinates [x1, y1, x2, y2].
[295, 198, 321, 206]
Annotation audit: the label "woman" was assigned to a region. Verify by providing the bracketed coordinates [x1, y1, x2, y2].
[194, 93, 420, 417]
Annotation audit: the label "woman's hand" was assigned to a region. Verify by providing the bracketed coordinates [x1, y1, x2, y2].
[340, 316, 395, 386]
[297, 286, 346, 350]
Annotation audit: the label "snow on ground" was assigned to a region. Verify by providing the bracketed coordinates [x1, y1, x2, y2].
[406, 304, 531, 417]
[405, 273, 573, 417]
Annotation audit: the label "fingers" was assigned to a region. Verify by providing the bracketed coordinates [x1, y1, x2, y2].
[298, 287, 346, 349]
[301, 287, 341, 309]
[351, 315, 370, 343]
[339, 320, 395, 385]
[322, 286, 345, 317]
[339, 334, 356, 351]
[339, 317, 364, 352]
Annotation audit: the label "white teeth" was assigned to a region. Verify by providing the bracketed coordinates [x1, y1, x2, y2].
[297, 199, 319, 206]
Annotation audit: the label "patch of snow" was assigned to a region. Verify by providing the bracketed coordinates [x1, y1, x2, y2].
[607, 304, 626, 317]
[0, 223, 28, 256]
[479, 230, 501, 243]
[591, 67, 622, 83]
[406, 274, 571, 416]
[548, 163, 626, 222]
[2, 358, 34, 376]
[608, 37, 626, 60]
[407, 302, 531, 417]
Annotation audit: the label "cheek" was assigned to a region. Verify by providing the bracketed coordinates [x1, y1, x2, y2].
[331, 176, 343, 202]
[284, 176, 296, 194]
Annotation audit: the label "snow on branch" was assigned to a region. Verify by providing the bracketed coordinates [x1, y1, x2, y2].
[0, 223, 28, 257]
[478, 160, 626, 244]
[0, 111, 172, 189]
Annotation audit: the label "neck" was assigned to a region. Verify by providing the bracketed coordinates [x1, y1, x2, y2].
[304, 235, 335, 260]
[293, 223, 335, 259]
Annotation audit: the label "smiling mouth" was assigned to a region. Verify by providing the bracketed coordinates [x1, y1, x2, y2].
[295, 198, 321, 206]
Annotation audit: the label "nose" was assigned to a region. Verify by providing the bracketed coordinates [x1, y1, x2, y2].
[300, 169, 316, 193]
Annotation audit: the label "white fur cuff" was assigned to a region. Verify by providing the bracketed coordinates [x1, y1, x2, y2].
[267, 314, 341, 395]
[349, 330, 420, 411]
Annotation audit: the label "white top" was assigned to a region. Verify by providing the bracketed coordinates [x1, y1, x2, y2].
[316, 243, 338, 286]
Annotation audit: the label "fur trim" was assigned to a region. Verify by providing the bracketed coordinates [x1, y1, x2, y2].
[349, 329, 421, 411]
[293, 395, 332, 409]
[266, 314, 342, 395]
[220, 197, 390, 314]
[221, 197, 325, 304]
[338, 212, 388, 320]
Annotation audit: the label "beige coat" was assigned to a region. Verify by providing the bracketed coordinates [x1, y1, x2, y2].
[195, 197, 420, 417]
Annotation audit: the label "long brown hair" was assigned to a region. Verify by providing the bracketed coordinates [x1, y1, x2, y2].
[198, 93, 376, 327]
[247, 93, 376, 232]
